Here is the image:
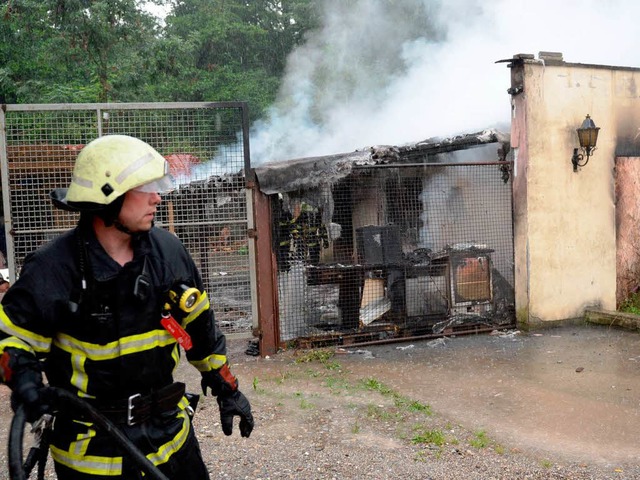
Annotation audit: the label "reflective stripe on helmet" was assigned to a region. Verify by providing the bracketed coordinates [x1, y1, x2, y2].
[71, 175, 93, 189]
[115, 152, 156, 184]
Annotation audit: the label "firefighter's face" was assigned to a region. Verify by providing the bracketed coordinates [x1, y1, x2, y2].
[118, 190, 162, 232]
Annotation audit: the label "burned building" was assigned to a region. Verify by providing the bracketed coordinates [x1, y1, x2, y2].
[252, 129, 516, 349]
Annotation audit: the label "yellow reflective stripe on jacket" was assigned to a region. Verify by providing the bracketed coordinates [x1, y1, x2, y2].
[176, 396, 190, 410]
[0, 337, 35, 355]
[53, 329, 175, 361]
[50, 411, 191, 475]
[190, 353, 227, 372]
[72, 422, 96, 457]
[0, 305, 51, 353]
[70, 354, 90, 394]
[49, 445, 123, 476]
[181, 290, 210, 328]
[147, 410, 190, 467]
[170, 344, 180, 374]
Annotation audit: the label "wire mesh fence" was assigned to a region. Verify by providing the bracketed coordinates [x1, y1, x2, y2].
[271, 146, 515, 347]
[0, 103, 253, 335]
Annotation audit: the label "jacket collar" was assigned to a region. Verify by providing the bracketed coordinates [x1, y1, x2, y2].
[78, 220, 152, 282]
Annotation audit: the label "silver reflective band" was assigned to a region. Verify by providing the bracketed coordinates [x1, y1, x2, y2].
[133, 174, 175, 194]
[116, 153, 155, 185]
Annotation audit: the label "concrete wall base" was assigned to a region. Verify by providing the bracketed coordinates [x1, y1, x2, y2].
[584, 308, 640, 332]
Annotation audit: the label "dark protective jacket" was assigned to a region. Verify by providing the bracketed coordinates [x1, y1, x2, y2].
[0, 221, 229, 397]
[0, 221, 227, 477]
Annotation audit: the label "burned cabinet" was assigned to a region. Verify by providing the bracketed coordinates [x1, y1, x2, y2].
[355, 227, 495, 323]
[398, 246, 495, 321]
[447, 249, 494, 315]
[355, 226, 403, 265]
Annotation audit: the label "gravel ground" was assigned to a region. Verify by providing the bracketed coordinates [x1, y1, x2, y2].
[2, 335, 639, 480]
[189, 338, 640, 480]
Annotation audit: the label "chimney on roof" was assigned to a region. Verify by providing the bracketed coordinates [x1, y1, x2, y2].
[538, 51, 564, 64]
[512, 53, 535, 60]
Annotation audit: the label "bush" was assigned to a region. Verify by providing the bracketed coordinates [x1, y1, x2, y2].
[619, 292, 640, 315]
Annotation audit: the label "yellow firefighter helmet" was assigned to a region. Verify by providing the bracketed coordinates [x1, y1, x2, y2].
[51, 135, 173, 212]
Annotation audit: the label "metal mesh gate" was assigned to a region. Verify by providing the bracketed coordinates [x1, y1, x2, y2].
[0, 102, 254, 336]
[271, 145, 515, 346]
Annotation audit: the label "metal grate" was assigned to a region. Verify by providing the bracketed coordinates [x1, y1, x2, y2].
[0, 103, 253, 336]
[271, 145, 515, 347]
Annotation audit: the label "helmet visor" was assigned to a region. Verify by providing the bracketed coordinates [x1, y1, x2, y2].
[133, 174, 175, 194]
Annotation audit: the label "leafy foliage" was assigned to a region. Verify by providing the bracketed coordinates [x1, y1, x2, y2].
[411, 428, 446, 446]
[619, 291, 640, 315]
[0, 0, 320, 120]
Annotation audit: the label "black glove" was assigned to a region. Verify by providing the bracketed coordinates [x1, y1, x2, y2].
[201, 363, 253, 437]
[9, 360, 50, 423]
[216, 390, 254, 438]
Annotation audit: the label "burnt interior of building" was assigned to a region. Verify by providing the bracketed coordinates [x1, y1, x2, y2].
[258, 130, 516, 347]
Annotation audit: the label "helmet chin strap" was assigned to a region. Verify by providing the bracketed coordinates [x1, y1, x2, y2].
[113, 217, 155, 236]
[96, 195, 128, 232]
[113, 220, 135, 236]
[91, 194, 153, 236]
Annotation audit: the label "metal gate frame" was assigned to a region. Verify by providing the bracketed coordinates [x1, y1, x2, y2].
[0, 102, 257, 338]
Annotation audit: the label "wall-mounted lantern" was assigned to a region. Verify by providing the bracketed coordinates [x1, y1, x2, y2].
[571, 114, 600, 172]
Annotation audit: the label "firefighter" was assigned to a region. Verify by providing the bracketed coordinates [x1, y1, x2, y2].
[299, 208, 329, 265]
[0, 135, 253, 479]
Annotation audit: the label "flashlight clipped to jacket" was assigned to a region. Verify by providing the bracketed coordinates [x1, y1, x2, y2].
[161, 284, 201, 351]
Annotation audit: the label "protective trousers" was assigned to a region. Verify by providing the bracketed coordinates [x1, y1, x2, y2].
[49, 409, 210, 479]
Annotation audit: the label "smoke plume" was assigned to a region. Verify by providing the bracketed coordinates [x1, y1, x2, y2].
[251, 0, 640, 164]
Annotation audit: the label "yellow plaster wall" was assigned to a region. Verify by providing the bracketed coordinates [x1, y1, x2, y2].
[512, 58, 640, 324]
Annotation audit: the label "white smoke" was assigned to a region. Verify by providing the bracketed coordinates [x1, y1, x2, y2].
[251, 0, 640, 164]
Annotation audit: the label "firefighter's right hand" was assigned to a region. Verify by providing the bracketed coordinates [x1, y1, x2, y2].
[10, 364, 50, 423]
[217, 390, 254, 438]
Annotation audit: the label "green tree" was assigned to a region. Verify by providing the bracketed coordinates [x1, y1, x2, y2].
[0, 0, 61, 103]
[48, 0, 162, 102]
[0, 0, 165, 102]
[160, 0, 319, 118]
[0, 0, 319, 120]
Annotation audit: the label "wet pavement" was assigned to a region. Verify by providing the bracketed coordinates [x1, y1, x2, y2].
[336, 324, 640, 468]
